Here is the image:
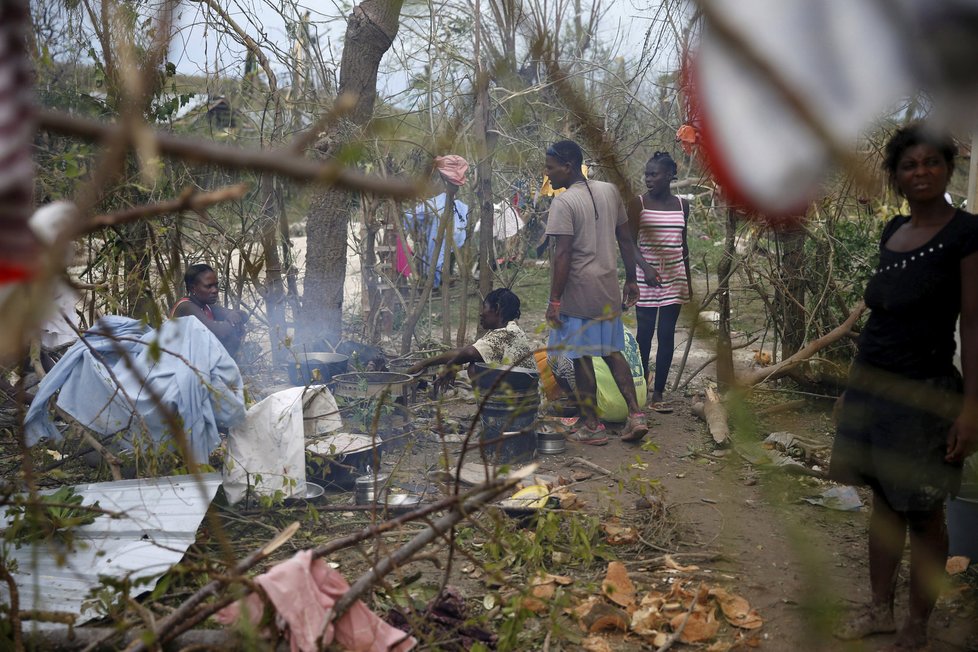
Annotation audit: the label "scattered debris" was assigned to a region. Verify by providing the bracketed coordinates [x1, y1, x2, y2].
[602, 518, 640, 545]
[803, 486, 863, 512]
[946, 556, 971, 575]
[389, 586, 496, 651]
[569, 562, 764, 649]
[0, 474, 223, 628]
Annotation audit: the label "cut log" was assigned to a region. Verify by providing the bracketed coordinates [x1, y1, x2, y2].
[739, 301, 865, 387]
[755, 399, 807, 416]
[703, 387, 729, 447]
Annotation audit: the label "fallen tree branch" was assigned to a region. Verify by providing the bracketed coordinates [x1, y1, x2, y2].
[85, 184, 250, 232]
[704, 387, 730, 447]
[679, 335, 758, 390]
[127, 465, 536, 652]
[24, 627, 264, 651]
[38, 109, 422, 200]
[328, 469, 534, 627]
[738, 301, 865, 387]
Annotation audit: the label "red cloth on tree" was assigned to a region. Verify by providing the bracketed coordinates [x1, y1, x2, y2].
[434, 155, 469, 187]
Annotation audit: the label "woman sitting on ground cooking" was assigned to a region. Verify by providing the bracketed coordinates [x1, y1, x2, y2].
[407, 288, 532, 388]
[171, 264, 248, 356]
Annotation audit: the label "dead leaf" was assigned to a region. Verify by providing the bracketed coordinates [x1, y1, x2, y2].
[572, 470, 594, 482]
[946, 556, 971, 575]
[602, 520, 639, 545]
[671, 607, 721, 643]
[532, 573, 573, 586]
[630, 607, 667, 636]
[709, 588, 764, 629]
[581, 635, 615, 652]
[531, 583, 555, 600]
[601, 561, 636, 608]
[522, 596, 548, 613]
[639, 591, 666, 609]
[584, 603, 630, 633]
[664, 554, 700, 572]
[570, 595, 602, 622]
[652, 631, 669, 647]
[706, 640, 733, 652]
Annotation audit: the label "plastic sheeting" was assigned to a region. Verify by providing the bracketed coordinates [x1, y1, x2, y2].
[223, 386, 342, 505]
[24, 316, 245, 464]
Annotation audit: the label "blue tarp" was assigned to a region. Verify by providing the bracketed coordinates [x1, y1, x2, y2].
[25, 316, 245, 464]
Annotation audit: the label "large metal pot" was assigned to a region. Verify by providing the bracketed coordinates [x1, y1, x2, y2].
[286, 352, 349, 386]
[473, 363, 539, 394]
[306, 433, 381, 489]
[332, 371, 414, 400]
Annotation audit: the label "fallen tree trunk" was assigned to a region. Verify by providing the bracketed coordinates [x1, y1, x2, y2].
[738, 301, 865, 387]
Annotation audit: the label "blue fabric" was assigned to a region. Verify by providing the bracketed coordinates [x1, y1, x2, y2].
[548, 315, 625, 359]
[404, 192, 469, 286]
[24, 316, 245, 465]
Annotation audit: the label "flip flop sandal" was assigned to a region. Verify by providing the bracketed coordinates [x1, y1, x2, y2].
[832, 604, 895, 641]
[651, 402, 674, 414]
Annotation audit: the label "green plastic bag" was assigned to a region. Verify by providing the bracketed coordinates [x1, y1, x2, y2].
[594, 330, 646, 421]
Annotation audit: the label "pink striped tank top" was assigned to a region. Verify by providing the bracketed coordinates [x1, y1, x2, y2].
[635, 196, 690, 308]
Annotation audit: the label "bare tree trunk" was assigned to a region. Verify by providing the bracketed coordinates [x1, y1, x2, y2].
[259, 175, 288, 362]
[776, 224, 807, 360]
[716, 208, 737, 390]
[474, 1, 494, 304]
[300, 0, 404, 346]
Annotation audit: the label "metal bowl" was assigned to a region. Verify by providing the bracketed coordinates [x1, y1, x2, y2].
[380, 493, 422, 508]
[332, 371, 415, 399]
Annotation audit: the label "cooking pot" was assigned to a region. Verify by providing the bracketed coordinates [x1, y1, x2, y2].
[536, 429, 566, 455]
[306, 433, 381, 489]
[286, 352, 349, 386]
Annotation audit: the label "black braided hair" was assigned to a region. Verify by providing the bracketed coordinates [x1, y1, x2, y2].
[883, 123, 956, 192]
[184, 263, 215, 293]
[484, 287, 521, 322]
[547, 140, 584, 168]
[648, 150, 678, 181]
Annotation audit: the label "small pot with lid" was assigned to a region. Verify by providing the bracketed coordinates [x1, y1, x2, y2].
[355, 470, 391, 505]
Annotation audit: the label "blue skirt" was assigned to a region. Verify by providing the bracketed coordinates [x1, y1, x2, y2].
[548, 315, 625, 360]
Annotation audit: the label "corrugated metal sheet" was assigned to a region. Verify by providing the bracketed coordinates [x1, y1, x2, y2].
[0, 473, 221, 628]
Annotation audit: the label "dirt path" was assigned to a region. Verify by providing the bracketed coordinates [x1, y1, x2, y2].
[523, 395, 977, 650]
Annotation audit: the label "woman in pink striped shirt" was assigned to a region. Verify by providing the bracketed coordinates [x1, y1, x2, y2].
[628, 152, 691, 412]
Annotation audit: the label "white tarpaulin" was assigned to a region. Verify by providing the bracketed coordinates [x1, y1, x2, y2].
[223, 385, 342, 504]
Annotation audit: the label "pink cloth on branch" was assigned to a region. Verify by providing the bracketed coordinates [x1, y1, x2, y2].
[395, 236, 412, 278]
[434, 155, 469, 187]
[215, 550, 416, 652]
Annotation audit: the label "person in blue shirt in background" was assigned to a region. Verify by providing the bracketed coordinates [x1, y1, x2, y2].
[403, 155, 470, 288]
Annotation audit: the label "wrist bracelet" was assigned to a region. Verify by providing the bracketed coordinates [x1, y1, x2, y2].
[548, 299, 561, 306]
